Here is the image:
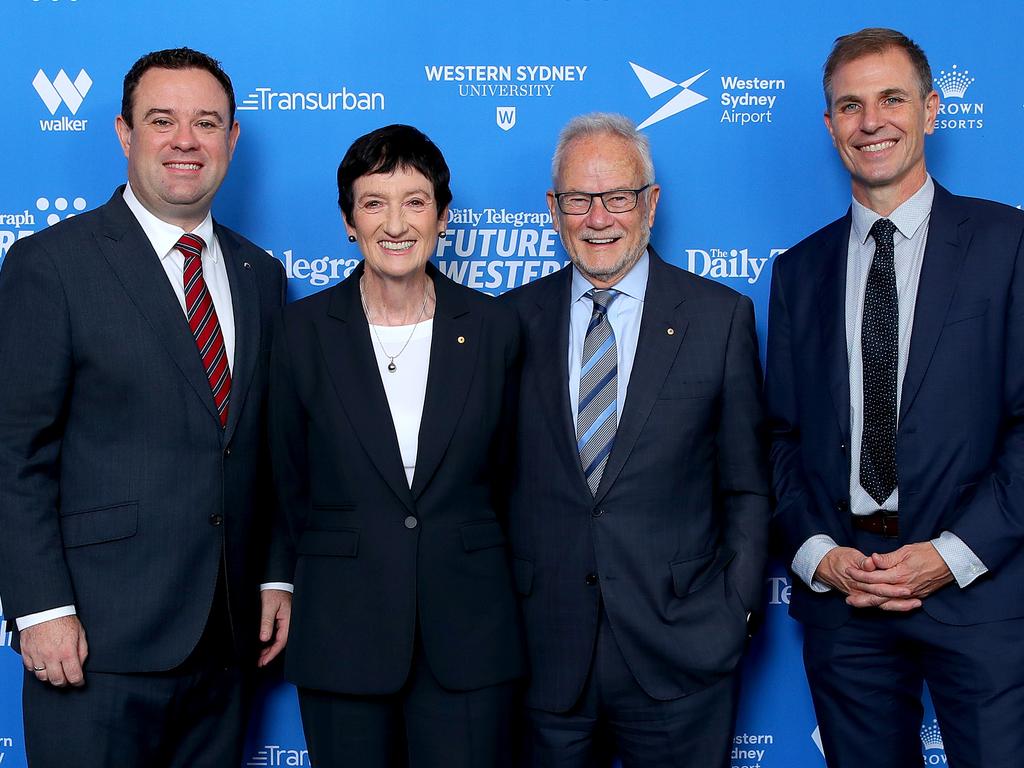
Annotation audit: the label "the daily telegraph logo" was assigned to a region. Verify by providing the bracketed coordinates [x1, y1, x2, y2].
[269, 248, 360, 288]
[247, 744, 309, 766]
[0, 195, 87, 263]
[630, 62, 785, 129]
[934, 64, 984, 130]
[921, 719, 946, 765]
[683, 247, 784, 284]
[438, 207, 565, 293]
[237, 85, 385, 113]
[33, 68, 92, 131]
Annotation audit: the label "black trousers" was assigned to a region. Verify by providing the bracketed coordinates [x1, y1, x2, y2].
[298, 631, 519, 768]
[22, 571, 249, 768]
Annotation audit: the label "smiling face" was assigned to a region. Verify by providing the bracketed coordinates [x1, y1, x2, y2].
[115, 67, 239, 231]
[345, 166, 446, 282]
[548, 133, 660, 289]
[824, 47, 938, 214]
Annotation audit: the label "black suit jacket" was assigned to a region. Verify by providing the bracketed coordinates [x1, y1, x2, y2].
[269, 262, 525, 695]
[502, 251, 770, 712]
[766, 183, 1024, 628]
[0, 189, 286, 671]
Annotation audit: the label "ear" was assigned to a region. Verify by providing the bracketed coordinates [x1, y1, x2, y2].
[823, 109, 837, 147]
[546, 190, 560, 233]
[227, 120, 240, 159]
[923, 89, 939, 135]
[437, 206, 449, 236]
[645, 184, 661, 228]
[115, 115, 132, 159]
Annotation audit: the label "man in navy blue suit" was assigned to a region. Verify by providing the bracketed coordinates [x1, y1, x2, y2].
[766, 27, 1024, 768]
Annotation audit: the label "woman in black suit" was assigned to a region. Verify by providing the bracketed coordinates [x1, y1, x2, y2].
[269, 124, 524, 767]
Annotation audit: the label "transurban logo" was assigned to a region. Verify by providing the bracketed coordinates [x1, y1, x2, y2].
[921, 719, 947, 765]
[683, 247, 784, 284]
[237, 86, 384, 112]
[247, 744, 309, 766]
[33, 68, 91, 131]
[933, 63, 983, 130]
[629, 62, 708, 130]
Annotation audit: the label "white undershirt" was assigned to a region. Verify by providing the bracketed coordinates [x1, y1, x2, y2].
[368, 320, 433, 486]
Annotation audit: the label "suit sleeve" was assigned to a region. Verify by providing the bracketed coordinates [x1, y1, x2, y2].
[947, 224, 1024, 572]
[0, 237, 77, 619]
[717, 294, 771, 612]
[764, 259, 828, 562]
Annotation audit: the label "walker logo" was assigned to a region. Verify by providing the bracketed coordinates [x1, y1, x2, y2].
[629, 62, 708, 130]
[237, 85, 385, 112]
[496, 106, 517, 131]
[33, 68, 92, 131]
[921, 719, 947, 765]
[246, 744, 309, 766]
[682, 247, 784, 284]
[934, 63, 984, 130]
[0, 594, 13, 647]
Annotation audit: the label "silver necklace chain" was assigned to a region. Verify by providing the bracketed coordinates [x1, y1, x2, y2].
[359, 279, 429, 373]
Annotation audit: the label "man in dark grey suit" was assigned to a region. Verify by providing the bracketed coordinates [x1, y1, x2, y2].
[0, 48, 291, 766]
[503, 113, 769, 768]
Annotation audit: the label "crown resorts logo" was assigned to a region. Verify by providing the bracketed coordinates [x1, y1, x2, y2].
[33, 68, 91, 132]
[920, 719, 946, 765]
[934, 63, 983, 130]
[629, 62, 709, 130]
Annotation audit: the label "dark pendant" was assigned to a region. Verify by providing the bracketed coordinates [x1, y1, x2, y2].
[387, 361, 397, 372]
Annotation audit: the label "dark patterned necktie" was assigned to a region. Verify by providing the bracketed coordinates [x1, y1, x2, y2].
[860, 218, 898, 504]
[176, 233, 231, 428]
[577, 289, 618, 495]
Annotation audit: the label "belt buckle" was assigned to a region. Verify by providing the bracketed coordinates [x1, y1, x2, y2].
[878, 511, 898, 538]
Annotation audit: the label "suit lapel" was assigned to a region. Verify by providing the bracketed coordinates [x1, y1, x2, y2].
[899, 185, 968, 422]
[316, 264, 415, 512]
[815, 215, 853, 438]
[219, 223, 260, 443]
[594, 251, 686, 500]
[411, 265, 481, 497]
[95, 191, 222, 427]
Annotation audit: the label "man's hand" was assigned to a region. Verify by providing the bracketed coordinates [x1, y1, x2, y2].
[843, 542, 954, 611]
[813, 546, 878, 597]
[20, 615, 88, 687]
[257, 589, 292, 668]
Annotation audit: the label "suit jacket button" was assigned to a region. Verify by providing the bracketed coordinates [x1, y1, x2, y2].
[209, 513, 223, 526]
[404, 516, 418, 529]
[585, 573, 598, 586]
[835, 500, 848, 513]
[224, 446, 232, 456]
[592, 508, 605, 518]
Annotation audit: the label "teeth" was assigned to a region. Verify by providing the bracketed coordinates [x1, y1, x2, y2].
[586, 238, 617, 244]
[861, 140, 895, 153]
[380, 240, 414, 251]
[166, 162, 201, 170]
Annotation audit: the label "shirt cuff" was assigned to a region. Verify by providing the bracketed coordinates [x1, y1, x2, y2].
[260, 582, 294, 593]
[16, 605, 77, 631]
[792, 535, 839, 592]
[931, 531, 988, 588]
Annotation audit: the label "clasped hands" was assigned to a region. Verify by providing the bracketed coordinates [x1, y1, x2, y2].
[814, 542, 954, 611]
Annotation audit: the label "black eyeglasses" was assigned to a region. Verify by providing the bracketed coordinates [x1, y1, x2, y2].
[553, 185, 651, 215]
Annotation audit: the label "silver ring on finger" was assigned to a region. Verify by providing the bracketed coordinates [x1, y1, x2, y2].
[33, 665, 46, 672]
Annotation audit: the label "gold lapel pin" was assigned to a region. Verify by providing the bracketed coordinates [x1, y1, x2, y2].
[243, 262, 252, 270]
[457, 336, 466, 344]
[666, 327, 675, 336]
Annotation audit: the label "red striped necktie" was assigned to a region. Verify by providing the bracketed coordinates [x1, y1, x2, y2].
[176, 233, 231, 428]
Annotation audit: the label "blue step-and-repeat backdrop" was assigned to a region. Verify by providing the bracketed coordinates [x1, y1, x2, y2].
[3, 1, 1022, 765]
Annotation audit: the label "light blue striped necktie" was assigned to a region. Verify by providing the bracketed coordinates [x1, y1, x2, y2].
[577, 289, 618, 494]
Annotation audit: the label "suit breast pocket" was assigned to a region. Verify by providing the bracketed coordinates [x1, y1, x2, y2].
[944, 299, 989, 326]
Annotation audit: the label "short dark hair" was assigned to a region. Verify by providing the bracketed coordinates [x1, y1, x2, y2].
[121, 47, 235, 128]
[337, 124, 452, 225]
[823, 28, 932, 109]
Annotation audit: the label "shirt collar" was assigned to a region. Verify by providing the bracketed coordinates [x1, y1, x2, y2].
[850, 174, 934, 248]
[571, 249, 650, 305]
[123, 183, 217, 262]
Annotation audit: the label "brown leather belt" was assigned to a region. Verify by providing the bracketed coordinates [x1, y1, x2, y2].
[851, 511, 899, 538]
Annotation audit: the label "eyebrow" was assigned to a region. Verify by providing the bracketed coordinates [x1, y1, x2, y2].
[142, 108, 225, 122]
[833, 86, 910, 105]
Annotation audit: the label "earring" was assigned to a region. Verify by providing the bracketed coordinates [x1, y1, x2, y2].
[348, 235, 356, 243]
[438, 231, 447, 239]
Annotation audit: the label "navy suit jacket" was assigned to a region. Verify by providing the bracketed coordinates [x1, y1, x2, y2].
[269, 262, 525, 695]
[0, 189, 286, 671]
[502, 250, 770, 713]
[766, 182, 1024, 628]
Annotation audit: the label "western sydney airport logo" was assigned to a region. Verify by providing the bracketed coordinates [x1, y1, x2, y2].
[237, 82, 385, 113]
[33, 67, 92, 131]
[630, 62, 785, 129]
[933, 63, 983, 130]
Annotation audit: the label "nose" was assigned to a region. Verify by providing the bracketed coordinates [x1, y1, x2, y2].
[584, 195, 615, 228]
[383, 204, 407, 237]
[170, 122, 199, 150]
[859, 101, 884, 133]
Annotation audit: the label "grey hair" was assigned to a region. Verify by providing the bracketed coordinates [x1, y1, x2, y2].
[551, 112, 655, 188]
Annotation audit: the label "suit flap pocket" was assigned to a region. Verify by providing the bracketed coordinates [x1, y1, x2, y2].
[670, 547, 735, 597]
[460, 520, 506, 552]
[513, 557, 534, 596]
[60, 502, 138, 549]
[945, 299, 988, 325]
[297, 528, 359, 557]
